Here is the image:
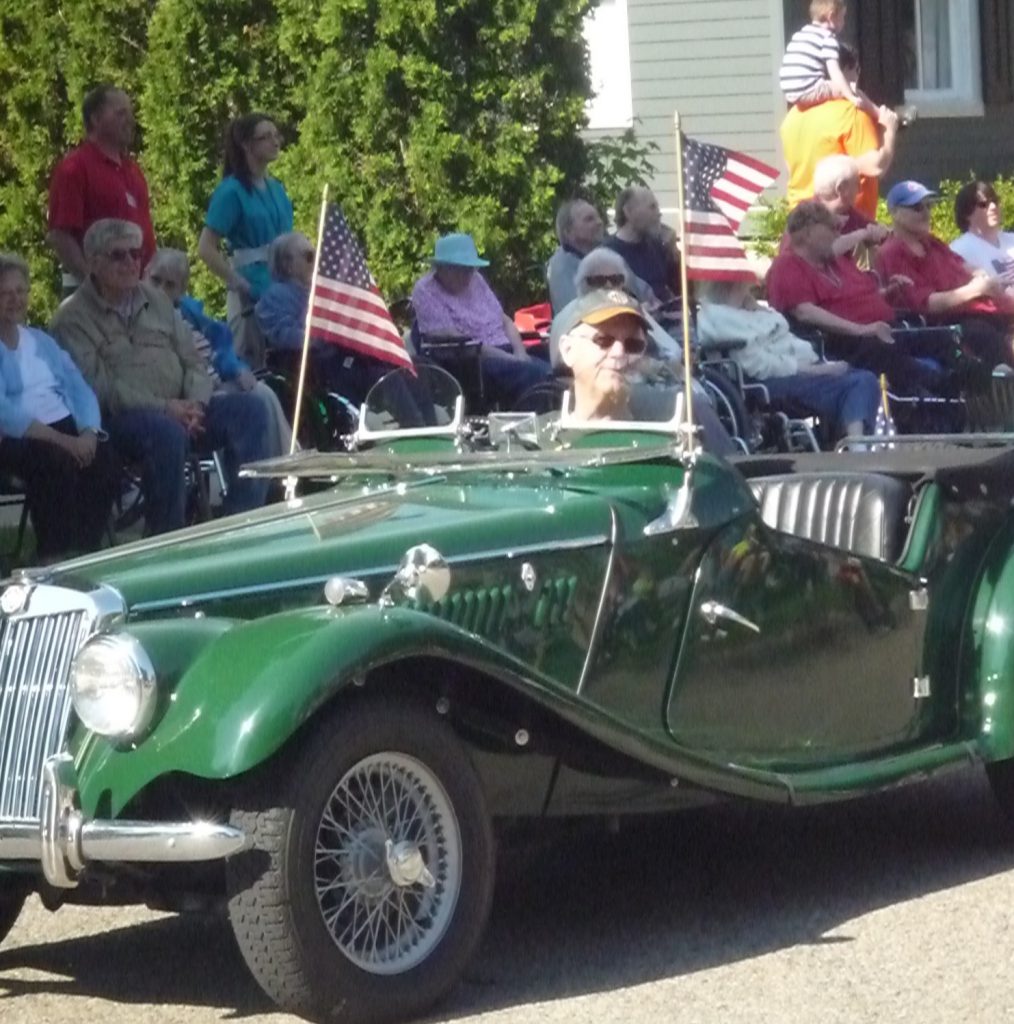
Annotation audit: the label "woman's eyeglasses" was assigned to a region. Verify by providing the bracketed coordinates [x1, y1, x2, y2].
[105, 248, 143, 263]
[976, 197, 999, 209]
[300, 251, 315, 264]
[589, 331, 647, 356]
[584, 274, 627, 289]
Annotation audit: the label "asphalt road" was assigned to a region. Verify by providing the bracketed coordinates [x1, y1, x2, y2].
[4, 764, 1014, 1024]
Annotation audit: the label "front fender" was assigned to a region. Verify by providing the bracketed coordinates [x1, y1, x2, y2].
[74, 604, 547, 817]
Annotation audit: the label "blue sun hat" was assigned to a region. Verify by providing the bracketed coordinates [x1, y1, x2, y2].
[432, 233, 490, 268]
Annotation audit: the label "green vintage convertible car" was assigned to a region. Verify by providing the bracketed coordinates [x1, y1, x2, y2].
[2, 369, 1014, 1022]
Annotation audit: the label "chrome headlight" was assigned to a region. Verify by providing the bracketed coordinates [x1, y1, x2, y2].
[70, 635, 157, 738]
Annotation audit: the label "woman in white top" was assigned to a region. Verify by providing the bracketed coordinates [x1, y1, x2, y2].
[950, 181, 1014, 295]
[0, 253, 118, 561]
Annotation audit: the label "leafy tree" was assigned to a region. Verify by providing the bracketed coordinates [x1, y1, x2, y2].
[280, 0, 600, 308]
[0, 0, 154, 317]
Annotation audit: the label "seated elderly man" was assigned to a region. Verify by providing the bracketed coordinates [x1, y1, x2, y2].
[767, 200, 986, 396]
[547, 198, 606, 312]
[411, 233, 550, 406]
[698, 278, 879, 440]
[50, 218, 271, 535]
[555, 289, 651, 421]
[550, 247, 735, 453]
[876, 180, 1014, 370]
[146, 248, 292, 456]
[603, 186, 678, 305]
[803, 155, 889, 265]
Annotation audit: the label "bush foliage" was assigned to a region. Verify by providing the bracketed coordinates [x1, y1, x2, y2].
[0, 0, 659, 319]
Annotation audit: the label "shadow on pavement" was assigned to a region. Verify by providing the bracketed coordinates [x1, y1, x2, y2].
[1, 765, 1012, 1020]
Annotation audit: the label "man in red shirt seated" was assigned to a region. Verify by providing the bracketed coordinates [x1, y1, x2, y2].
[767, 200, 985, 395]
[876, 180, 1014, 370]
[47, 84, 156, 296]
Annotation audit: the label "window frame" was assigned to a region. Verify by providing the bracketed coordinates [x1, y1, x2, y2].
[903, 0, 984, 118]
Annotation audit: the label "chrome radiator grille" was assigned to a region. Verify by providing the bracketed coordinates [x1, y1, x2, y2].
[0, 584, 118, 823]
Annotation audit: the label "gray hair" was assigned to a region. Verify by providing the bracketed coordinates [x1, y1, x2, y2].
[83, 218, 142, 261]
[0, 252, 30, 285]
[148, 247, 190, 283]
[268, 231, 311, 281]
[575, 247, 633, 293]
[555, 199, 591, 244]
[812, 155, 860, 200]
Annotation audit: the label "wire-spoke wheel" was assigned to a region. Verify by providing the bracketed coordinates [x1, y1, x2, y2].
[227, 698, 494, 1023]
[314, 752, 462, 975]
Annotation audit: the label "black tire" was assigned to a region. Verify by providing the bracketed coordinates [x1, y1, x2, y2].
[987, 758, 1014, 819]
[226, 698, 495, 1023]
[0, 881, 28, 946]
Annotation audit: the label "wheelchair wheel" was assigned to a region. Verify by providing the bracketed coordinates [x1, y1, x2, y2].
[698, 368, 752, 450]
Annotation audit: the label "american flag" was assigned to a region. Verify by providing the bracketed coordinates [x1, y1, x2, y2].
[309, 205, 413, 368]
[682, 136, 779, 281]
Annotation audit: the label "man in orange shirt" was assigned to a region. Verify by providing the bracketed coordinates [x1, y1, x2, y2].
[780, 44, 899, 220]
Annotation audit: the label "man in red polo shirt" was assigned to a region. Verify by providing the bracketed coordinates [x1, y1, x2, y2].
[767, 200, 982, 395]
[47, 85, 156, 294]
[876, 180, 1013, 370]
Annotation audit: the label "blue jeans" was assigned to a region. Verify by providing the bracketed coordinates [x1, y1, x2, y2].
[761, 369, 880, 436]
[109, 393, 271, 535]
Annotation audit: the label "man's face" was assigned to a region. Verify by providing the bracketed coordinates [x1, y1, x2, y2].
[90, 90, 135, 150]
[624, 189, 661, 235]
[146, 265, 187, 306]
[0, 271, 29, 325]
[892, 200, 934, 237]
[568, 201, 604, 253]
[560, 311, 646, 409]
[91, 238, 143, 293]
[799, 220, 838, 262]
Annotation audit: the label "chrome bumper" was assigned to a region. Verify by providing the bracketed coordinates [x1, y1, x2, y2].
[0, 754, 247, 889]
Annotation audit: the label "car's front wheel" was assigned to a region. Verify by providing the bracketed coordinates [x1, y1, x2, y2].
[226, 698, 495, 1023]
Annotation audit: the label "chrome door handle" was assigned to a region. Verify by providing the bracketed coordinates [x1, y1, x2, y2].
[699, 600, 760, 634]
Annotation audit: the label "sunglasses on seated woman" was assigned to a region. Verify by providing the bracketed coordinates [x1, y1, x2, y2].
[584, 273, 627, 289]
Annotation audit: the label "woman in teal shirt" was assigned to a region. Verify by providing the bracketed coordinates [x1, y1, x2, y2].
[198, 112, 293, 369]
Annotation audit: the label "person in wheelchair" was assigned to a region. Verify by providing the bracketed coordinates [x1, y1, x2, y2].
[550, 247, 736, 453]
[697, 278, 879, 440]
[410, 233, 551, 407]
[146, 248, 293, 457]
[50, 219, 272, 535]
[768, 200, 990, 397]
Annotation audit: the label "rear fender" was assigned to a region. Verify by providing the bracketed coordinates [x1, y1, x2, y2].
[74, 604, 545, 817]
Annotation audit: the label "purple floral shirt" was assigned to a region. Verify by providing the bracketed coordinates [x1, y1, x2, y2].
[410, 270, 511, 349]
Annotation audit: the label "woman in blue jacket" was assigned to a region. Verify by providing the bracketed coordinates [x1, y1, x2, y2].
[0, 253, 118, 561]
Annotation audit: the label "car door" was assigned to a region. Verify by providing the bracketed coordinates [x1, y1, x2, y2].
[666, 513, 933, 769]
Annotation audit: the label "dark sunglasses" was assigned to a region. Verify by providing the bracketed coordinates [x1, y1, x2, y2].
[976, 197, 999, 208]
[106, 247, 143, 263]
[590, 331, 647, 356]
[584, 273, 627, 289]
[300, 250, 315, 264]
[907, 201, 934, 213]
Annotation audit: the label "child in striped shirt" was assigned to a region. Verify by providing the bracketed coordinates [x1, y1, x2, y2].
[780, 1, 877, 116]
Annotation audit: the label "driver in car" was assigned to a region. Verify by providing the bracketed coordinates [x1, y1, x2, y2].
[555, 289, 650, 420]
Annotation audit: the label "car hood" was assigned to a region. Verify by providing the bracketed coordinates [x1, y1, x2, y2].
[46, 475, 630, 616]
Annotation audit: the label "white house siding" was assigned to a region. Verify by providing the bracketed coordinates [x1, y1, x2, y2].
[625, 0, 786, 217]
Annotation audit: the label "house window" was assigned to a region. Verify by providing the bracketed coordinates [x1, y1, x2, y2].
[584, 0, 633, 130]
[900, 0, 983, 116]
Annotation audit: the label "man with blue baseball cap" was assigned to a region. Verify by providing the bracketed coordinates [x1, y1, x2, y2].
[878, 180, 1014, 369]
[411, 232, 551, 407]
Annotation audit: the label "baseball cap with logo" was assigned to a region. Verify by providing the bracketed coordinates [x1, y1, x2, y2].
[554, 289, 649, 340]
[886, 180, 938, 208]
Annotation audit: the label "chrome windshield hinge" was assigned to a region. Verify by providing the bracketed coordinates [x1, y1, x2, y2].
[913, 675, 931, 699]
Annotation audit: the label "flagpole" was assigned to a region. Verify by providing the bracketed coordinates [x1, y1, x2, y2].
[289, 184, 330, 458]
[672, 111, 695, 451]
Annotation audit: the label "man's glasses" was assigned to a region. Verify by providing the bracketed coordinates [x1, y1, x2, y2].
[589, 331, 647, 356]
[584, 273, 627, 289]
[907, 202, 934, 213]
[105, 248, 143, 263]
